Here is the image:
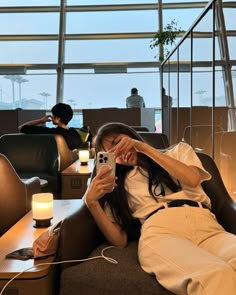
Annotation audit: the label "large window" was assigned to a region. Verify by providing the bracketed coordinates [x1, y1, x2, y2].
[64, 39, 154, 63]
[63, 71, 159, 109]
[0, 1, 210, 113]
[66, 10, 157, 34]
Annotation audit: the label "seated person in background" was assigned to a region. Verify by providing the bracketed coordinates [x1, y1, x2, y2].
[18, 103, 83, 150]
[126, 87, 146, 108]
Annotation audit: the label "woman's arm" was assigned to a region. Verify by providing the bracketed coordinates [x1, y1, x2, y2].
[84, 167, 127, 248]
[139, 142, 201, 187]
[111, 136, 201, 188]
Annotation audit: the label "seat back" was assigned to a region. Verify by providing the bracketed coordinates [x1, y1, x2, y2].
[131, 126, 149, 132]
[0, 133, 59, 174]
[197, 152, 236, 234]
[0, 133, 78, 195]
[0, 133, 59, 193]
[218, 131, 236, 197]
[138, 132, 169, 149]
[54, 134, 78, 171]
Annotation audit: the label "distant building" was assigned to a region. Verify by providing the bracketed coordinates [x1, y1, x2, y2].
[0, 98, 44, 110]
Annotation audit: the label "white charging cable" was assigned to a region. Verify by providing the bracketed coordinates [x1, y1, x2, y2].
[0, 246, 118, 295]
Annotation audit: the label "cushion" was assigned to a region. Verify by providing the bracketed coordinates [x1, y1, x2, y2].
[59, 241, 174, 295]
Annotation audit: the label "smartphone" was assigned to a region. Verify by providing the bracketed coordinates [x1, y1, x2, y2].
[6, 247, 34, 260]
[96, 152, 116, 177]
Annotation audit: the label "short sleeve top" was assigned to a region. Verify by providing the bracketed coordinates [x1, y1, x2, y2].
[123, 142, 211, 224]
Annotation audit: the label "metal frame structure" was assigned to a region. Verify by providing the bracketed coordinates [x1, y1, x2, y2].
[161, 0, 236, 150]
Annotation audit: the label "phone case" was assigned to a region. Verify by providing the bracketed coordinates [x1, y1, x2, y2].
[96, 152, 116, 177]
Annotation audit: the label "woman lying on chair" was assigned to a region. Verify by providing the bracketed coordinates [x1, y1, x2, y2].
[84, 122, 236, 295]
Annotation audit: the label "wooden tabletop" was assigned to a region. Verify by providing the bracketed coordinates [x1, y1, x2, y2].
[0, 199, 83, 279]
[61, 158, 94, 176]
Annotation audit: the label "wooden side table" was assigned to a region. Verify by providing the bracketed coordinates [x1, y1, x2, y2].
[0, 199, 83, 295]
[61, 159, 94, 199]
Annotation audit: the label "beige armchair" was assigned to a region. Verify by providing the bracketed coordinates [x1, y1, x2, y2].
[0, 153, 41, 237]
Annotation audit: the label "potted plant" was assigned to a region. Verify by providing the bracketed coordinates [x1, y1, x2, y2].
[150, 20, 182, 62]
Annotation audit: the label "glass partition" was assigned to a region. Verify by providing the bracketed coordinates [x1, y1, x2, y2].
[161, 0, 236, 201]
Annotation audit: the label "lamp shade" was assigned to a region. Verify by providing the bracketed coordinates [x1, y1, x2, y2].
[32, 193, 53, 228]
[79, 150, 89, 165]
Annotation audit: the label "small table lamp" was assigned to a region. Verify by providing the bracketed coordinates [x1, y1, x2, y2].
[32, 193, 53, 228]
[79, 150, 90, 166]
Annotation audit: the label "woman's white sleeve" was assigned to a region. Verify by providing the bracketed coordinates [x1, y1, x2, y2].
[166, 142, 211, 182]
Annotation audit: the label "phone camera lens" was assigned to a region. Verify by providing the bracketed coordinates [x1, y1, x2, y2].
[104, 156, 108, 162]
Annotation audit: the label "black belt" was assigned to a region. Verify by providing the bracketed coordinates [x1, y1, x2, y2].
[146, 199, 209, 221]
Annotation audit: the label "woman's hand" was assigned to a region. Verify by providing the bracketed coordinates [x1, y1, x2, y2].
[84, 167, 127, 248]
[84, 167, 117, 206]
[109, 135, 144, 165]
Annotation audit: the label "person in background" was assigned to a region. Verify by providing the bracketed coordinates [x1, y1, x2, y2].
[126, 88, 146, 108]
[84, 122, 236, 295]
[162, 87, 172, 108]
[18, 103, 83, 150]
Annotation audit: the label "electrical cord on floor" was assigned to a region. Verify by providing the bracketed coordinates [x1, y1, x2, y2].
[0, 246, 118, 295]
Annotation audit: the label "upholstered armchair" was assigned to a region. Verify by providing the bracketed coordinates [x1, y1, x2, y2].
[0, 153, 41, 237]
[58, 150, 236, 295]
[131, 126, 149, 132]
[0, 133, 77, 197]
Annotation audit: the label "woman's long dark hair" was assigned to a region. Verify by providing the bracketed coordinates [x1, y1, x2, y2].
[94, 122, 180, 233]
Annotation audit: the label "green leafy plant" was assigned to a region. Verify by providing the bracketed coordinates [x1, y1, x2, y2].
[150, 20, 182, 62]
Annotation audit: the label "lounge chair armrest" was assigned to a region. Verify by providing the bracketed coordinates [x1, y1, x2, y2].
[59, 201, 104, 264]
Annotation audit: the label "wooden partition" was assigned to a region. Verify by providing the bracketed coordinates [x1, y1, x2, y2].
[82, 108, 155, 135]
[0, 110, 45, 135]
[170, 106, 228, 147]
